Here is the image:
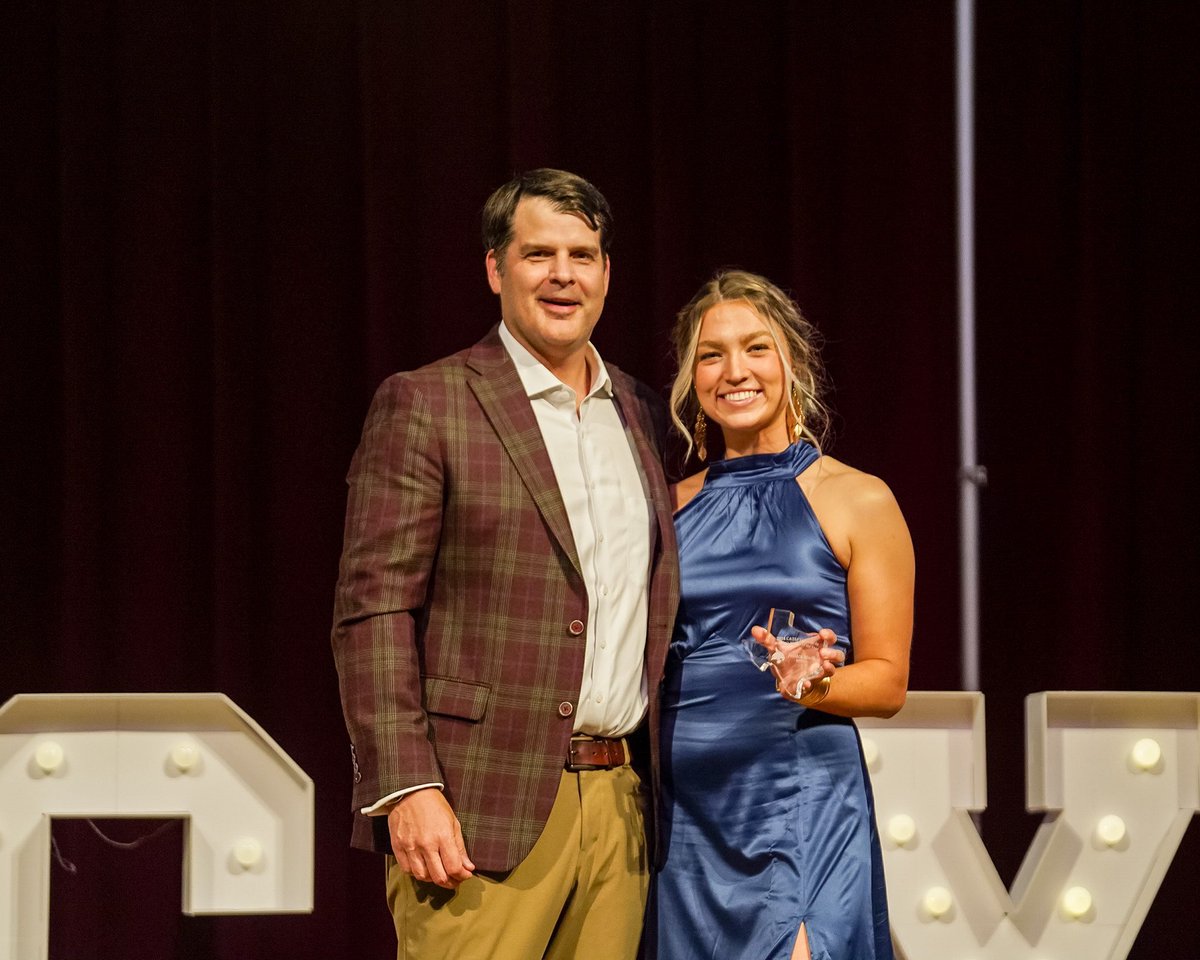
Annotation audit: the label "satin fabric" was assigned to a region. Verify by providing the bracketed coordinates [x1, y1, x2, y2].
[651, 442, 892, 960]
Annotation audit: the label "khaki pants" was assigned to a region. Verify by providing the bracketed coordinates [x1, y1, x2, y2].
[386, 764, 648, 960]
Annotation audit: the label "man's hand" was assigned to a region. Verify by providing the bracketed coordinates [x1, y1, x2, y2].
[387, 788, 476, 889]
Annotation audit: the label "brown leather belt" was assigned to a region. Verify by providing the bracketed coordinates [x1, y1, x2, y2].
[566, 735, 627, 771]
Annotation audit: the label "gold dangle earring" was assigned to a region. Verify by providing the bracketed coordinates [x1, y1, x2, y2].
[790, 384, 804, 443]
[694, 408, 708, 461]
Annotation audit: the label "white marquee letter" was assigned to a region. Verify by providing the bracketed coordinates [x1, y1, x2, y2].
[860, 692, 1200, 960]
[0, 694, 314, 960]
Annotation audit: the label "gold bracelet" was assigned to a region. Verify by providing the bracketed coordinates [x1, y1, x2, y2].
[797, 676, 831, 707]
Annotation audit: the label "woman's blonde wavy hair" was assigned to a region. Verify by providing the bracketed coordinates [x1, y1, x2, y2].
[669, 269, 830, 461]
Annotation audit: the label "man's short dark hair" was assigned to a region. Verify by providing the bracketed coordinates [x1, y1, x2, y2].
[482, 168, 614, 270]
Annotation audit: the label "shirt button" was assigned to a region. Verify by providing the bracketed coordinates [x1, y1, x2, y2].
[558, 701, 574, 717]
[599, 641, 607, 649]
[569, 619, 585, 635]
[594, 694, 603, 703]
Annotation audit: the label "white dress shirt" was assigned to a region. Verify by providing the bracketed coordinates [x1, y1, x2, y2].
[499, 323, 652, 736]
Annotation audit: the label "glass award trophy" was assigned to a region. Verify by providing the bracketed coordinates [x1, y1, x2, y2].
[741, 608, 826, 698]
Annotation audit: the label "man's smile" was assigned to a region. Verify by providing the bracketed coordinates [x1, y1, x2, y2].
[539, 296, 582, 312]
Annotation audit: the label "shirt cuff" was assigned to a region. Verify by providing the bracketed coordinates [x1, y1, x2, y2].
[361, 782, 444, 816]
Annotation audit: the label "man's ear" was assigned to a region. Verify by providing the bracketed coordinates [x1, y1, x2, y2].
[486, 249, 503, 294]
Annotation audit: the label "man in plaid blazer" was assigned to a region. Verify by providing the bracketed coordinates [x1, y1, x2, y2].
[332, 169, 679, 959]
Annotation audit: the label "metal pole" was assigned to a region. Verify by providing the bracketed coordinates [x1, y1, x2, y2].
[957, 0, 985, 691]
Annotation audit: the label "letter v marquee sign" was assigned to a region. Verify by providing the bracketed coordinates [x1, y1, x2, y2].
[859, 692, 1200, 960]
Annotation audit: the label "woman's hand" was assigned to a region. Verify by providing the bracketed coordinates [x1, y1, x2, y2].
[751, 625, 844, 702]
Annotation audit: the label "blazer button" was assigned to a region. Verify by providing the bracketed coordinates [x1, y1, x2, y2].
[558, 701, 574, 718]
[568, 619, 585, 636]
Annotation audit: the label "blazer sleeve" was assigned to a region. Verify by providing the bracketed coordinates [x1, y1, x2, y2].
[331, 373, 445, 812]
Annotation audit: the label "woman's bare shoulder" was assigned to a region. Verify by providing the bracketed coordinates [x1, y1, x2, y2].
[671, 469, 709, 513]
[798, 455, 908, 554]
[800, 455, 896, 504]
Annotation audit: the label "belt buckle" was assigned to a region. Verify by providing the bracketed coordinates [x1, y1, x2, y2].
[566, 737, 597, 771]
[567, 736, 618, 771]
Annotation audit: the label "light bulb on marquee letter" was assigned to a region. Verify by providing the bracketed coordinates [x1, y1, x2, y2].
[33, 741, 64, 774]
[922, 886, 953, 919]
[1096, 814, 1126, 846]
[170, 743, 200, 772]
[887, 813, 917, 846]
[861, 736, 880, 770]
[1130, 737, 1162, 770]
[1062, 885, 1093, 919]
[233, 837, 263, 869]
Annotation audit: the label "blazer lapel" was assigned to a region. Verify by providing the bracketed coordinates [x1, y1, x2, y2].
[610, 370, 680, 680]
[465, 329, 582, 577]
[611, 376, 670, 557]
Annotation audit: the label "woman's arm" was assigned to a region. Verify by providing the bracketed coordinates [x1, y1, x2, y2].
[798, 462, 915, 718]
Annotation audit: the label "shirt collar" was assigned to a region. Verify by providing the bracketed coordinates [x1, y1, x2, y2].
[498, 322, 614, 401]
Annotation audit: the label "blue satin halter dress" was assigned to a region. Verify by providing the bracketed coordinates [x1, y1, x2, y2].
[651, 442, 893, 960]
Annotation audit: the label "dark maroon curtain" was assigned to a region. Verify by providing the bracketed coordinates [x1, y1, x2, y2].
[3, 2, 1196, 957]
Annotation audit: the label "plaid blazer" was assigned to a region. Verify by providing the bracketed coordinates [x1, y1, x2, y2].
[332, 325, 680, 870]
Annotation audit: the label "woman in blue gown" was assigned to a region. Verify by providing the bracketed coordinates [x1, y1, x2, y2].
[650, 271, 914, 960]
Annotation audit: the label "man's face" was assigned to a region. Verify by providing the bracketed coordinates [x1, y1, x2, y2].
[486, 196, 610, 369]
